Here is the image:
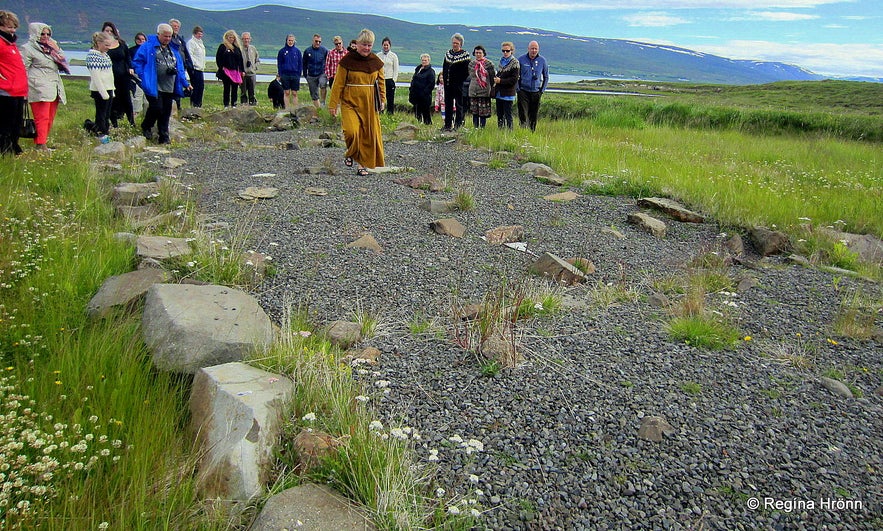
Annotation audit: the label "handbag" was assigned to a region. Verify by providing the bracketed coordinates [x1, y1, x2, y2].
[21, 102, 37, 139]
[373, 79, 382, 113]
[223, 67, 243, 85]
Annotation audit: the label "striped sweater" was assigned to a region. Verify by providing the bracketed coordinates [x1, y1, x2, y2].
[86, 48, 114, 99]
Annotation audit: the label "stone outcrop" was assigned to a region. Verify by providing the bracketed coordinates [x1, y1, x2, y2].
[485, 225, 525, 245]
[637, 197, 705, 223]
[531, 252, 588, 285]
[326, 320, 362, 349]
[628, 212, 667, 238]
[189, 362, 294, 501]
[142, 284, 274, 373]
[347, 233, 384, 253]
[521, 162, 566, 185]
[749, 226, 790, 256]
[250, 483, 375, 531]
[113, 182, 159, 206]
[86, 268, 166, 319]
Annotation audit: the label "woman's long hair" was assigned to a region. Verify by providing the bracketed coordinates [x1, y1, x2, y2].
[222, 29, 241, 51]
[102, 21, 120, 39]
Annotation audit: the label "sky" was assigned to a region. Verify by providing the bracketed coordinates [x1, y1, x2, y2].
[170, 0, 883, 78]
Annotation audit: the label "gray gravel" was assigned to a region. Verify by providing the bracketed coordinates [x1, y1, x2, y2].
[170, 124, 882, 530]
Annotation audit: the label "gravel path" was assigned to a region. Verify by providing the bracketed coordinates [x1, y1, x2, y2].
[170, 123, 882, 529]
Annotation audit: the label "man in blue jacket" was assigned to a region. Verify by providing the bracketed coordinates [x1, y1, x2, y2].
[132, 23, 191, 144]
[277, 34, 302, 110]
[517, 40, 548, 132]
[302, 34, 328, 109]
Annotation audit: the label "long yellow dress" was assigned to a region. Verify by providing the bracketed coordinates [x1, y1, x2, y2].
[328, 53, 385, 169]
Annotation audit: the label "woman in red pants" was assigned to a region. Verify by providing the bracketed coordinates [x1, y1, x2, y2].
[21, 22, 68, 151]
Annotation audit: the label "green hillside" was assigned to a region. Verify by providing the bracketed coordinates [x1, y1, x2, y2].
[9, 0, 826, 84]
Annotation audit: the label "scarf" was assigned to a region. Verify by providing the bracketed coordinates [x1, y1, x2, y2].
[38, 41, 71, 74]
[0, 30, 16, 45]
[473, 59, 488, 89]
[499, 55, 513, 68]
[339, 51, 383, 74]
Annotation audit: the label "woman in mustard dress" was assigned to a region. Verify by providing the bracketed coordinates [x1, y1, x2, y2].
[328, 29, 384, 175]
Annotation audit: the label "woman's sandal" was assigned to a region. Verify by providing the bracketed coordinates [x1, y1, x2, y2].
[356, 168, 369, 176]
[344, 157, 353, 167]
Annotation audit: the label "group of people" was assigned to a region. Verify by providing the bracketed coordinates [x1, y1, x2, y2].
[85, 20, 195, 145]
[406, 34, 548, 131]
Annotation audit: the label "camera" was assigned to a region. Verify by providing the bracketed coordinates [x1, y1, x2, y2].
[166, 66, 178, 76]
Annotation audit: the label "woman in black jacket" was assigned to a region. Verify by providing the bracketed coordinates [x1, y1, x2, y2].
[493, 41, 520, 130]
[409, 54, 435, 125]
[215, 30, 244, 108]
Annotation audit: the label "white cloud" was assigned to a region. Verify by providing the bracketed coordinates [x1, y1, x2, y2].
[693, 40, 883, 77]
[624, 12, 691, 27]
[727, 11, 820, 21]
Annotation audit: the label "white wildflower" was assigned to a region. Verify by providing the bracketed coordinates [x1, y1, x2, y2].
[301, 412, 317, 422]
[354, 395, 370, 403]
[447, 505, 460, 515]
[436, 487, 445, 497]
[375, 380, 390, 388]
[449, 434, 463, 444]
[390, 427, 408, 440]
[468, 474, 479, 483]
[369, 420, 384, 432]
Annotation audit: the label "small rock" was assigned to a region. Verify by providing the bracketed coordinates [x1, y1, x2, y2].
[819, 377, 853, 399]
[637, 416, 675, 442]
[430, 218, 466, 238]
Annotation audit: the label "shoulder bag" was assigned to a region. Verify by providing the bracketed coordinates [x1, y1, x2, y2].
[21, 102, 37, 139]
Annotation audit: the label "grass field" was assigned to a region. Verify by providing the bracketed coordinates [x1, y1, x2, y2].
[0, 78, 880, 528]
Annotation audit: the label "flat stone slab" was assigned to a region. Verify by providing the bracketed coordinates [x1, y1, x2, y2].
[250, 483, 375, 531]
[543, 191, 580, 202]
[136, 235, 193, 260]
[162, 157, 187, 169]
[430, 218, 466, 238]
[239, 187, 279, 200]
[418, 199, 456, 214]
[637, 197, 705, 223]
[305, 187, 328, 196]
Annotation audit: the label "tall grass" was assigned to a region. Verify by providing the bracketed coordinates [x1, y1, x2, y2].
[0, 135, 211, 528]
[469, 116, 882, 240]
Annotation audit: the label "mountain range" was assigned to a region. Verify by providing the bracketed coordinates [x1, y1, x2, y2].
[9, 0, 835, 84]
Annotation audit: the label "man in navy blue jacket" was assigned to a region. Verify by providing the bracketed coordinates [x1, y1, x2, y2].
[516, 40, 548, 132]
[302, 34, 328, 108]
[277, 34, 302, 110]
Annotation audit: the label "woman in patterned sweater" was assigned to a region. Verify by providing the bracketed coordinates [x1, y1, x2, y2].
[86, 31, 116, 141]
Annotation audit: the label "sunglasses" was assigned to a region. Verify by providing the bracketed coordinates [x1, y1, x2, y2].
[41, 32, 52, 36]
[502, 49, 512, 53]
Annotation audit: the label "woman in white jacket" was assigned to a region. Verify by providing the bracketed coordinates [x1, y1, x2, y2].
[21, 22, 67, 150]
